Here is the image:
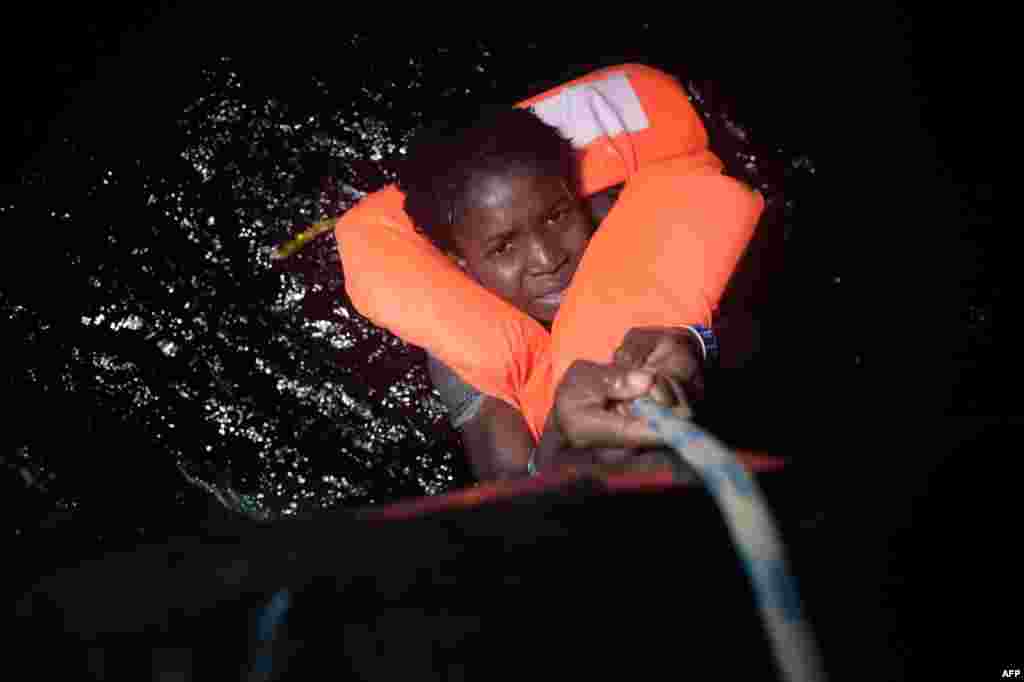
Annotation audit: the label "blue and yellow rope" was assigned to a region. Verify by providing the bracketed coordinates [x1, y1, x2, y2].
[629, 396, 827, 682]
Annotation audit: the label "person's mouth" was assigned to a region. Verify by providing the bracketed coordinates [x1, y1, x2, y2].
[535, 283, 570, 306]
[534, 264, 577, 307]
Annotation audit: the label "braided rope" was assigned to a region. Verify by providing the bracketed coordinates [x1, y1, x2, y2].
[629, 396, 827, 682]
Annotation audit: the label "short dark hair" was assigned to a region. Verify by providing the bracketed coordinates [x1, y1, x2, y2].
[398, 107, 577, 255]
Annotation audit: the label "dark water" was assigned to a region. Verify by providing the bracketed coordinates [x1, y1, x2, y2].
[3, 6, 1007, 680]
[3, 8, 836, 525]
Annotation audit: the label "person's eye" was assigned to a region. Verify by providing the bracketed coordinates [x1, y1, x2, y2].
[546, 207, 571, 226]
[490, 240, 513, 258]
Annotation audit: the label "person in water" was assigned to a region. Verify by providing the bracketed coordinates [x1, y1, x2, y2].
[400, 107, 709, 481]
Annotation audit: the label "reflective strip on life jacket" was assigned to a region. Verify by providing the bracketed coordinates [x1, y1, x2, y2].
[516, 63, 722, 195]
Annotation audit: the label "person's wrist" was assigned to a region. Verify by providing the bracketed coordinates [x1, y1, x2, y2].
[533, 434, 557, 475]
[681, 324, 719, 368]
[677, 325, 712, 405]
[532, 411, 570, 475]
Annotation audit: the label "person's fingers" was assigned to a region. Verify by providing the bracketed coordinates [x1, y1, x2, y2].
[602, 367, 657, 401]
[614, 328, 658, 370]
[611, 372, 675, 416]
[562, 408, 663, 450]
[557, 361, 645, 416]
[647, 374, 678, 407]
[612, 346, 637, 369]
[611, 372, 681, 425]
[590, 447, 632, 465]
[643, 333, 698, 378]
[556, 362, 669, 450]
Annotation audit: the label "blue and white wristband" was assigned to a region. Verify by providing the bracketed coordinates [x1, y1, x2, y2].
[682, 324, 719, 367]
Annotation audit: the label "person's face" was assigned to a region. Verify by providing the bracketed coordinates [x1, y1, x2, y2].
[448, 170, 594, 324]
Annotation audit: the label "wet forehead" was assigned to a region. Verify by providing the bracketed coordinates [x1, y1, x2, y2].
[460, 171, 568, 235]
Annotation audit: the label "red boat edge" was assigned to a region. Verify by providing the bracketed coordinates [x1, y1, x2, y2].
[356, 452, 786, 522]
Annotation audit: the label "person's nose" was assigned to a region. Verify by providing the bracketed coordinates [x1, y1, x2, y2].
[526, 229, 568, 274]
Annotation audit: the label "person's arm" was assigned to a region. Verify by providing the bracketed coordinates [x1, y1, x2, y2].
[461, 397, 608, 481]
[427, 352, 538, 481]
[462, 368, 692, 480]
[458, 396, 535, 481]
[427, 350, 691, 482]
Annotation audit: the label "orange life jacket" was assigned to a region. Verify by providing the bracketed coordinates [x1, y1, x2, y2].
[334, 63, 763, 441]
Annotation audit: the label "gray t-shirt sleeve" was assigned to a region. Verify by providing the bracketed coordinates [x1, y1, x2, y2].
[425, 352, 485, 430]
